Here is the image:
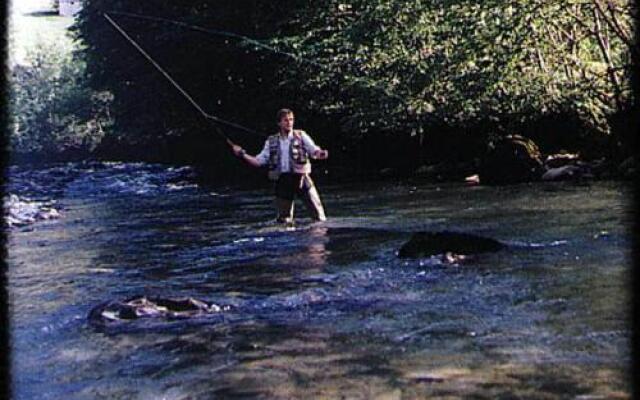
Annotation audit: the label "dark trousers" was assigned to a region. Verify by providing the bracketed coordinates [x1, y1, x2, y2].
[274, 173, 326, 222]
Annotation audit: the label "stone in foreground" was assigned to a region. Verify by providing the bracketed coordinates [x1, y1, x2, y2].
[89, 296, 222, 324]
[398, 231, 505, 259]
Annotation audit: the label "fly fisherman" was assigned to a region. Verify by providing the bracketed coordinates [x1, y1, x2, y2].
[102, 16, 328, 222]
[229, 108, 328, 223]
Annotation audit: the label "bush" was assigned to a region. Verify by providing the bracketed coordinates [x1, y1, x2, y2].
[9, 41, 113, 160]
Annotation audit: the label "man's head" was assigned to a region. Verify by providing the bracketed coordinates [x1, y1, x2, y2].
[277, 108, 294, 133]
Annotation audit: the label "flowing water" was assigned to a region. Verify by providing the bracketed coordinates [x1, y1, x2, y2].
[5, 162, 632, 399]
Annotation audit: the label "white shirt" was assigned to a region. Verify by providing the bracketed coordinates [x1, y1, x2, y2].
[254, 130, 320, 172]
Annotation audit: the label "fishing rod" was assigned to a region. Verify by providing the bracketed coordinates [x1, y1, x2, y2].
[104, 10, 406, 103]
[103, 12, 264, 147]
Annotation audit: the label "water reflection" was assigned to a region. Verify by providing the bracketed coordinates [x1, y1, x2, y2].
[263, 225, 331, 273]
[304, 225, 330, 267]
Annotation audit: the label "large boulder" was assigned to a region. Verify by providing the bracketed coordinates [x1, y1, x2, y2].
[541, 164, 592, 181]
[479, 135, 544, 185]
[398, 231, 505, 259]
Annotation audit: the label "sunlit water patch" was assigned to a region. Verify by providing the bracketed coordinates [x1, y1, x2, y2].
[4, 194, 61, 227]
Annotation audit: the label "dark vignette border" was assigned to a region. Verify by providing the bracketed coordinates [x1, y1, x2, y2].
[0, 3, 637, 400]
[1, 0, 11, 398]
[632, 1, 639, 398]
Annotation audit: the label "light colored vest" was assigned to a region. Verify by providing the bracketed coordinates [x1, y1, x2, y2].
[267, 130, 311, 180]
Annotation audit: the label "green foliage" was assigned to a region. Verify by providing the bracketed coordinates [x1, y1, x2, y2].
[281, 0, 635, 135]
[73, 0, 309, 154]
[71, 0, 634, 166]
[9, 41, 113, 157]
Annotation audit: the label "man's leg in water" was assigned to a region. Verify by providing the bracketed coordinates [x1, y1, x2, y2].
[274, 174, 296, 223]
[275, 197, 294, 223]
[300, 175, 326, 222]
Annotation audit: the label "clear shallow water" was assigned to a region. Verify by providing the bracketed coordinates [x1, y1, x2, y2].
[6, 162, 632, 399]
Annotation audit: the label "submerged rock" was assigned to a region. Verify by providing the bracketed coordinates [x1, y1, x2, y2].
[398, 231, 505, 259]
[617, 156, 635, 178]
[415, 161, 477, 182]
[541, 164, 592, 181]
[4, 194, 61, 227]
[89, 296, 223, 324]
[541, 152, 600, 181]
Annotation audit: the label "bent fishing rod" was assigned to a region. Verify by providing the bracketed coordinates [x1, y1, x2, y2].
[104, 11, 406, 103]
[103, 12, 263, 147]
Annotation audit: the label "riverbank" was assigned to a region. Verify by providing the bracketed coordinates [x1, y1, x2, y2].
[8, 150, 635, 190]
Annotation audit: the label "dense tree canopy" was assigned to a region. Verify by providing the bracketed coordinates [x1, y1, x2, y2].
[68, 0, 636, 169]
[73, 1, 310, 163]
[279, 0, 635, 135]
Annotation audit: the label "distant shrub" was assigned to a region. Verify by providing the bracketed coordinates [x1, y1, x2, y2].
[9, 41, 113, 160]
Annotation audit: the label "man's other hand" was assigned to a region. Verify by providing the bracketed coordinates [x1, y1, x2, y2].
[314, 149, 329, 160]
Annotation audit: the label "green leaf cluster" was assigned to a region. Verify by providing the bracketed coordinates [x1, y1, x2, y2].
[73, 0, 308, 154]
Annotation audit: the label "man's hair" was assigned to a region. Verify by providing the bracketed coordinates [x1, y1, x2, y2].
[276, 108, 294, 121]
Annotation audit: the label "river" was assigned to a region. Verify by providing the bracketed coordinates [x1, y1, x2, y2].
[5, 161, 632, 399]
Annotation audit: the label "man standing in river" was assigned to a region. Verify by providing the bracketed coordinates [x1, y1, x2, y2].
[230, 108, 328, 223]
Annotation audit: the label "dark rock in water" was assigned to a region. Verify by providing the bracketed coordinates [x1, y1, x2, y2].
[541, 152, 600, 181]
[617, 156, 635, 179]
[589, 158, 612, 178]
[398, 231, 505, 259]
[89, 296, 223, 324]
[414, 161, 477, 182]
[379, 167, 396, 177]
[541, 164, 592, 181]
[479, 134, 544, 185]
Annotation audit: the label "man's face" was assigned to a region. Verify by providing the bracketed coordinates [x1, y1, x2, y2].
[278, 114, 294, 132]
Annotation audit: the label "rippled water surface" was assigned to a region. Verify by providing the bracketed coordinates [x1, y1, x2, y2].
[6, 162, 632, 399]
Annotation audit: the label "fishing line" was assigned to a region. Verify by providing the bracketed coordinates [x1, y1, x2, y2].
[105, 10, 405, 102]
[106, 10, 322, 68]
[103, 12, 263, 143]
[104, 9, 410, 150]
